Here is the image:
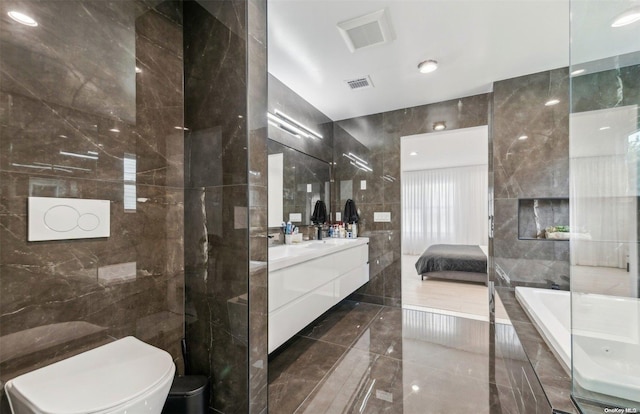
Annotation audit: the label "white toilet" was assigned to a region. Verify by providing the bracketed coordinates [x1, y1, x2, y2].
[4, 336, 176, 414]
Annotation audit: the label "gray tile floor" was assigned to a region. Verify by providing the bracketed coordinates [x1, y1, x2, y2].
[268, 301, 552, 414]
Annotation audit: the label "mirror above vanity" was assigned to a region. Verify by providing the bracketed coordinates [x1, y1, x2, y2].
[267, 139, 331, 230]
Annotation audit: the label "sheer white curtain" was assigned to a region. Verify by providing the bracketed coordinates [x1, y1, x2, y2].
[571, 155, 635, 268]
[402, 165, 488, 255]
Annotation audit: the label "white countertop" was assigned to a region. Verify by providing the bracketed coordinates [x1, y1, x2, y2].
[269, 237, 369, 271]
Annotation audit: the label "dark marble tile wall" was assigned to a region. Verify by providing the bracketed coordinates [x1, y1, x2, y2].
[493, 321, 556, 414]
[334, 95, 490, 307]
[0, 0, 185, 406]
[247, 0, 268, 412]
[572, 64, 640, 114]
[268, 75, 334, 164]
[183, 0, 267, 413]
[492, 68, 571, 290]
[497, 287, 576, 413]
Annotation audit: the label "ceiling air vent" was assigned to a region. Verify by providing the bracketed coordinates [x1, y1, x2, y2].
[345, 75, 374, 90]
[337, 9, 395, 53]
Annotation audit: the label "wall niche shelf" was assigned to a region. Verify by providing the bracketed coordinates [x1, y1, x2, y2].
[517, 198, 570, 241]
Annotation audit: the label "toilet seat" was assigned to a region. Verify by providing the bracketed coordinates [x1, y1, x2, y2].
[5, 337, 176, 414]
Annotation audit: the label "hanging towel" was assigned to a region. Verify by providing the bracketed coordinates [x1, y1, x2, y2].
[343, 199, 359, 224]
[311, 200, 327, 225]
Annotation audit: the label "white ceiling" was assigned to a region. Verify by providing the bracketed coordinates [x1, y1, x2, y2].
[268, 0, 640, 121]
[401, 126, 488, 171]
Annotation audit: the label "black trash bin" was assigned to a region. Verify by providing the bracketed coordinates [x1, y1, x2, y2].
[162, 375, 209, 414]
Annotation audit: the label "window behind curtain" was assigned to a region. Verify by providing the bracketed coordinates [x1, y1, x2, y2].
[402, 164, 488, 255]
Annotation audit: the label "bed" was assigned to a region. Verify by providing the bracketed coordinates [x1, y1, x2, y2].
[415, 244, 488, 285]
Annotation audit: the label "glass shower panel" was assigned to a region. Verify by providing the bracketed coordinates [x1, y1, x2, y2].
[570, 0, 640, 410]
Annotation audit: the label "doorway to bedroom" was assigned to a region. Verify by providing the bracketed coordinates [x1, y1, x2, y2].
[400, 125, 508, 322]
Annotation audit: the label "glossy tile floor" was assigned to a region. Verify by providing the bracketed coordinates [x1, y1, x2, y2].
[268, 301, 551, 414]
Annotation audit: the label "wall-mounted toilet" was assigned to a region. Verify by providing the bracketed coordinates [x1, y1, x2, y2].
[4, 336, 175, 414]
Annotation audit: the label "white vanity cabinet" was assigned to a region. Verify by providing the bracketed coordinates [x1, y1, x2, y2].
[268, 238, 369, 353]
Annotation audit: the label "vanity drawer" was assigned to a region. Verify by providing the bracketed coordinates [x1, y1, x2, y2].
[335, 263, 369, 301]
[268, 280, 338, 353]
[269, 244, 368, 312]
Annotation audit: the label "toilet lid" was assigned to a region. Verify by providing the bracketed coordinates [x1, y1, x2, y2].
[8, 337, 175, 414]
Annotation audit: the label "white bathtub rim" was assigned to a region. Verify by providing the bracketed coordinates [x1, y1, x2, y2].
[516, 287, 640, 403]
[572, 341, 640, 403]
[515, 287, 571, 374]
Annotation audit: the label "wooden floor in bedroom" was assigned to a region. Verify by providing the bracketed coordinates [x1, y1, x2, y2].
[401, 254, 511, 323]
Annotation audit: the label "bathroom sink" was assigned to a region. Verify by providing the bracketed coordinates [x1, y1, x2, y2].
[306, 238, 358, 247]
[303, 242, 329, 249]
[268, 238, 369, 271]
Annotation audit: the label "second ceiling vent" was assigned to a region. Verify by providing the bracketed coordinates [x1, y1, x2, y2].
[337, 9, 395, 53]
[345, 75, 374, 90]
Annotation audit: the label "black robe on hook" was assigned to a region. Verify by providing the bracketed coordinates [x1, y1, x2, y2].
[311, 200, 327, 240]
[343, 199, 359, 224]
[311, 200, 327, 225]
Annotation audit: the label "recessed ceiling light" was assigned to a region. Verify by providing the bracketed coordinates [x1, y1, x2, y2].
[599, 126, 611, 131]
[8, 11, 38, 27]
[409, 151, 418, 156]
[418, 60, 438, 74]
[518, 135, 528, 140]
[433, 122, 446, 131]
[611, 8, 640, 27]
[135, 67, 142, 74]
[545, 99, 560, 106]
[571, 69, 585, 76]
[412, 385, 420, 392]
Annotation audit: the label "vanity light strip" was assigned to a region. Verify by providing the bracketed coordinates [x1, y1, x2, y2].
[354, 160, 373, 172]
[348, 152, 368, 165]
[342, 153, 372, 171]
[267, 113, 310, 138]
[59, 150, 98, 160]
[33, 161, 92, 172]
[349, 161, 371, 172]
[273, 109, 323, 139]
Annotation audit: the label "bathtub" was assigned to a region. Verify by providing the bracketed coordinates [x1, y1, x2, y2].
[515, 287, 640, 403]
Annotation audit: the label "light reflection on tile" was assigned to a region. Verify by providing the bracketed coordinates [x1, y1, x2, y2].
[268, 301, 551, 414]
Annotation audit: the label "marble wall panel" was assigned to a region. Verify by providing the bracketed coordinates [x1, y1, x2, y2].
[0, 1, 185, 398]
[0, 1, 140, 123]
[493, 198, 569, 288]
[184, 0, 266, 412]
[184, 184, 250, 412]
[493, 69, 570, 200]
[492, 68, 570, 289]
[247, 0, 268, 410]
[572, 65, 640, 113]
[0, 177, 185, 371]
[183, 0, 247, 188]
